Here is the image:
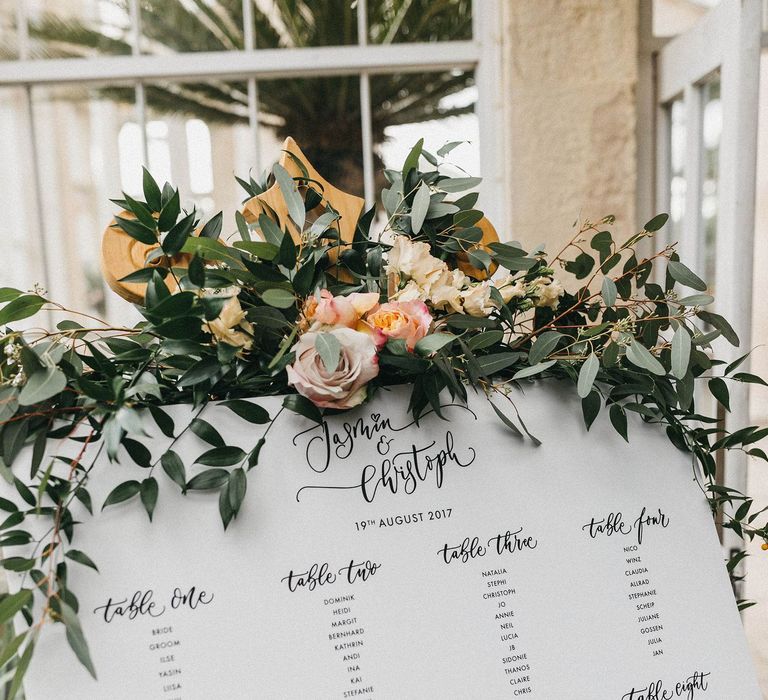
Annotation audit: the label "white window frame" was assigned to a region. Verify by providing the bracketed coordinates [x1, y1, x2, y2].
[643, 0, 762, 560]
[1, 0, 508, 293]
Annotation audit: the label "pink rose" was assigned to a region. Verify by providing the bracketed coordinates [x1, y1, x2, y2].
[361, 300, 432, 351]
[286, 327, 379, 409]
[312, 290, 379, 329]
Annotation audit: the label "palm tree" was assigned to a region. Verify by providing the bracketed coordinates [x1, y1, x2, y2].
[21, 0, 473, 193]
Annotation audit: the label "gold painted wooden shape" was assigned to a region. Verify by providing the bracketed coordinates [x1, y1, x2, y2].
[101, 136, 498, 302]
[242, 137, 364, 271]
[456, 215, 500, 280]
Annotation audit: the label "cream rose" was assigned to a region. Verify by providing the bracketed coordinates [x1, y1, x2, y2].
[205, 296, 253, 350]
[286, 327, 379, 409]
[428, 268, 466, 313]
[386, 235, 446, 286]
[531, 277, 565, 309]
[461, 281, 494, 317]
[362, 300, 432, 350]
[495, 275, 527, 304]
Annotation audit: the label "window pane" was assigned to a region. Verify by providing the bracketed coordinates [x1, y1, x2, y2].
[0, 89, 45, 296]
[145, 80, 255, 216]
[668, 97, 686, 243]
[26, 0, 132, 59]
[258, 76, 364, 196]
[0, 3, 18, 60]
[368, 0, 472, 44]
[700, 74, 721, 290]
[373, 70, 479, 190]
[141, 0, 245, 53]
[247, 1, 359, 48]
[29, 83, 139, 324]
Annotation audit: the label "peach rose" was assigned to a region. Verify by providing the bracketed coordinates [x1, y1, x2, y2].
[362, 300, 432, 351]
[311, 290, 380, 329]
[286, 327, 379, 409]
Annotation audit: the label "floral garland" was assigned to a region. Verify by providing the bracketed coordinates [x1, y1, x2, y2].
[0, 139, 766, 693]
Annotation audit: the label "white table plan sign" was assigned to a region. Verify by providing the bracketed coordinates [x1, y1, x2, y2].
[6, 384, 762, 699]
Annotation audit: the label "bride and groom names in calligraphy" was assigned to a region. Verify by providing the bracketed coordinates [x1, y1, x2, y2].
[293, 405, 477, 502]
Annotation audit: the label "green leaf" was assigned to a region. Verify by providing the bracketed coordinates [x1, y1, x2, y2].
[248, 437, 266, 470]
[439, 176, 482, 193]
[410, 181, 431, 233]
[142, 167, 162, 211]
[0, 589, 31, 625]
[283, 394, 322, 423]
[187, 468, 230, 490]
[667, 260, 707, 291]
[671, 326, 691, 380]
[122, 438, 152, 468]
[102, 480, 141, 510]
[278, 229, 297, 268]
[577, 353, 599, 399]
[148, 406, 175, 438]
[273, 163, 305, 230]
[0, 287, 23, 303]
[140, 477, 158, 521]
[65, 550, 99, 572]
[625, 339, 665, 376]
[262, 288, 296, 309]
[476, 352, 522, 375]
[2, 558, 34, 572]
[190, 418, 224, 447]
[709, 377, 731, 412]
[162, 211, 196, 256]
[195, 446, 246, 467]
[512, 360, 556, 381]
[233, 240, 279, 261]
[156, 453, 184, 496]
[0, 294, 46, 325]
[467, 330, 504, 351]
[200, 211, 223, 239]
[258, 214, 284, 247]
[601, 277, 617, 307]
[698, 310, 739, 347]
[402, 138, 424, 179]
[581, 391, 601, 430]
[228, 467, 247, 514]
[0, 631, 27, 670]
[221, 400, 270, 424]
[609, 404, 628, 441]
[643, 213, 669, 232]
[17, 366, 66, 406]
[114, 215, 157, 244]
[489, 400, 522, 437]
[315, 332, 341, 372]
[157, 189, 180, 231]
[7, 633, 35, 700]
[528, 331, 562, 365]
[235, 210, 251, 241]
[60, 601, 97, 679]
[415, 333, 456, 356]
[676, 294, 714, 307]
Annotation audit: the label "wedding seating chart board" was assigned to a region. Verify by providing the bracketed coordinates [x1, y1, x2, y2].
[7, 385, 761, 699]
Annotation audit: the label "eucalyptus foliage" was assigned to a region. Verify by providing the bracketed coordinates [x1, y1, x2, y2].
[0, 140, 766, 692]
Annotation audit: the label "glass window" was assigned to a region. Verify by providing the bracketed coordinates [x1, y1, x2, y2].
[668, 97, 686, 243]
[247, 0, 359, 48]
[368, 0, 471, 44]
[700, 74, 721, 290]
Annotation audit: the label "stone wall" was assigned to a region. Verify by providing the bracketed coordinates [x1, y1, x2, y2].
[502, 0, 639, 251]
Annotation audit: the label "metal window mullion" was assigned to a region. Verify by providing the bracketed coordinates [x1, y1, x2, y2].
[680, 83, 703, 271]
[0, 41, 480, 85]
[243, 0, 261, 171]
[15, 0, 52, 314]
[472, 0, 508, 235]
[357, 0, 374, 208]
[129, 0, 148, 167]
